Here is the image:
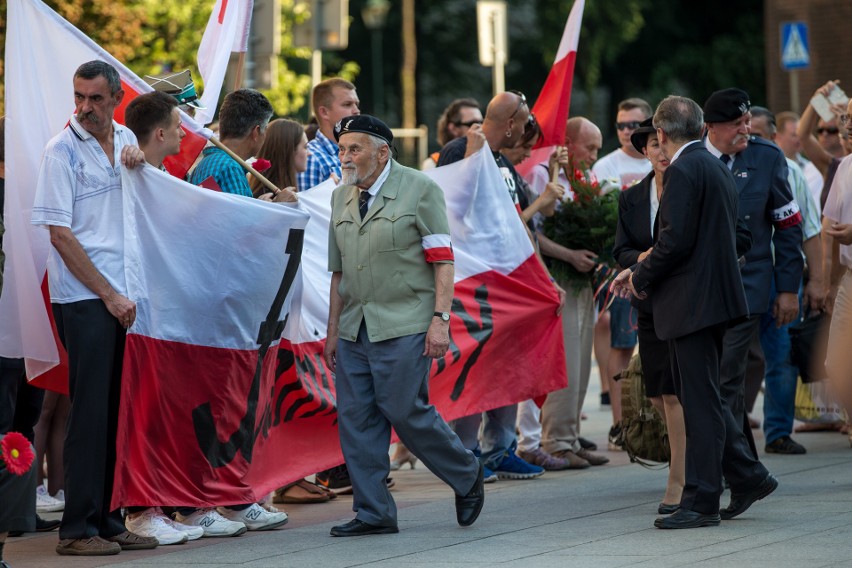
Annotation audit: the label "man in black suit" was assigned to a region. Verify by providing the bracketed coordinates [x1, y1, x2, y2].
[612, 96, 777, 529]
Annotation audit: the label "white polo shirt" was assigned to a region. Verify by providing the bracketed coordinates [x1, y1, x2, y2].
[32, 116, 137, 303]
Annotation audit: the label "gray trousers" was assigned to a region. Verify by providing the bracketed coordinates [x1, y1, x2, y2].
[540, 283, 594, 454]
[336, 323, 479, 527]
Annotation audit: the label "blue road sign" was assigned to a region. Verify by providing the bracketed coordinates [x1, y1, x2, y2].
[781, 22, 810, 70]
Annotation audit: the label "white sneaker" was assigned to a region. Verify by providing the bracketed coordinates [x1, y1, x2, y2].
[36, 485, 63, 513]
[174, 508, 247, 537]
[158, 509, 204, 541]
[125, 508, 188, 545]
[52, 489, 65, 506]
[217, 503, 288, 531]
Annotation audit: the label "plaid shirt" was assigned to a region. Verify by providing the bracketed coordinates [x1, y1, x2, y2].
[190, 147, 253, 198]
[297, 130, 341, 190]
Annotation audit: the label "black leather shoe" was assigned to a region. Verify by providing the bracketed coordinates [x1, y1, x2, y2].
[654, 509, 720, 529]
[329, 519, 399, 537]
[658, 503, 680, 515]
[765, 436, 806, 455]
[456, 463, 485, 527]
[8, 515, 60, 536]
[578, 437, 598, 451]
[721, 473, 778, 520]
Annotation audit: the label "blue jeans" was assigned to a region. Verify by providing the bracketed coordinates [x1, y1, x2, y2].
[452, 404, 518, 470]
[760, 281, 802, 445]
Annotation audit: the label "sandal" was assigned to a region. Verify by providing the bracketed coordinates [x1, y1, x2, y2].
[274, 479, 331, 504]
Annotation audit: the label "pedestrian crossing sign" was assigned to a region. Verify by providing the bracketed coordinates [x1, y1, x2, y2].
[781, 22, 810, 70]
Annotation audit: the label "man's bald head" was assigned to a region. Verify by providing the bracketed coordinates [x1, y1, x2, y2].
[565, 117, 602, 165]
[482, 91, 529, 150]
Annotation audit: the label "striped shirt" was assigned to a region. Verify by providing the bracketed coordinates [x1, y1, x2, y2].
[297, 131, 341, 190]
[190, 147, 253, 198]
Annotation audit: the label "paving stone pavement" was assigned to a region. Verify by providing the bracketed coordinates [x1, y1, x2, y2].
[6, 374, 852, 568]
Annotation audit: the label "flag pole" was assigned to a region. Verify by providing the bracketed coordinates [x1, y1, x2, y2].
[233, 51, 246, 90]
[208, 135, 290, 198]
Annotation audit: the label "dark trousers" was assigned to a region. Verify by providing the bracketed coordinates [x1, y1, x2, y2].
[719, 316, 767, 486]
[0, 357, 45, 442]
[52, 300, 126, 540]
[669, 324, 727, 515]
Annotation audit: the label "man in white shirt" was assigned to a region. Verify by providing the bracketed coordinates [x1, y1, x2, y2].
[775, 111, 824, 212]
[31, 60, 156, 557]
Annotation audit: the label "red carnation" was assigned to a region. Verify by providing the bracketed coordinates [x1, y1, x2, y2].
[253, 158, 272, 173]
[1, 432, 35, 476]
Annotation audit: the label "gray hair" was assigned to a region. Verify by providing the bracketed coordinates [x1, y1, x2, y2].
[74, 60, 121, 94]
[750, 106, 777, 136]
[653, 96, 704, 143]
[219, 89, 274, 140]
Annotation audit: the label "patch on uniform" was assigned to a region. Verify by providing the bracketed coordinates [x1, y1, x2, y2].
[772, 200, 802, 229]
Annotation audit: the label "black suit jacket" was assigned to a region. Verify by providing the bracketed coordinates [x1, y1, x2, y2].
[613, 172, 655, 313]
[631, 142, 748, 341]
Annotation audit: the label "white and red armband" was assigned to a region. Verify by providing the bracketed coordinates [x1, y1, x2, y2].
[422, 234, 454, 263]
[772, 200, 802, 230]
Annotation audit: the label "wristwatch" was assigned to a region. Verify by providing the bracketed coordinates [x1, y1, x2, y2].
[433, 311, 450, 322]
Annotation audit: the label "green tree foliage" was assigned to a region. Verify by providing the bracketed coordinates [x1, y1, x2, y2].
[0, 0, 335, 118]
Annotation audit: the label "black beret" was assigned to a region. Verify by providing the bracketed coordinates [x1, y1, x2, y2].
[630, 117, 657, 154]
[333, 114, 393, 145]
[703, 88, 751, 123]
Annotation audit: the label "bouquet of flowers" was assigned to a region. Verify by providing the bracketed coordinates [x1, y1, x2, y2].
[542, 159, 620, 290]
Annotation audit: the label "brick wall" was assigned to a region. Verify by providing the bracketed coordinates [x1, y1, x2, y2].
[765, 0, 852, 114]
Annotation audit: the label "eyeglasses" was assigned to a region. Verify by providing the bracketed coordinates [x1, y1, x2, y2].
[817, 126, 840, 135]
[453, 120, 483, 128]
[840, 115, 850, 126]
[615, 121, 642, 131]
[509, 90, 527, 120]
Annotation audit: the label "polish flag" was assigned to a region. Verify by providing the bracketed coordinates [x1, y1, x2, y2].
[1, 0, 210, 388]
[516, 0, 585, 177]
[112, 167, 308, 508]
[194, 0, 254, 126]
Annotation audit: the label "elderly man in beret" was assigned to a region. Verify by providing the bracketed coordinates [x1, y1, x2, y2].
[323, 115, 484, 537]
[703, 87, 802, 519]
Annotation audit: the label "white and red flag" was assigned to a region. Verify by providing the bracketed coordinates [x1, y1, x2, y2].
[517, 0, 585, 177]
[194, 0, 254, 126]
[1, 0, 210, 390]
[112, 167, 308, 508]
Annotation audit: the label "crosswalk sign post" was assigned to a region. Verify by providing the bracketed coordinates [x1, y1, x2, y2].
[781, 22, 810, 113]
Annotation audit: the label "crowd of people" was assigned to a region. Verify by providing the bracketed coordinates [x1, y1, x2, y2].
[2, 57, 852, 564]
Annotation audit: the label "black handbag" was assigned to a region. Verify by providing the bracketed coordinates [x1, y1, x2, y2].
[788, 312, 829, 384]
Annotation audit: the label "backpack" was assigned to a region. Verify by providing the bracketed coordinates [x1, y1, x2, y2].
[617, 354, 670, 467]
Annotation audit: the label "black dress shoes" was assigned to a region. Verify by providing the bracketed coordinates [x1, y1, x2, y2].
[456, 463, 485, 527]
[654, 509, 721, 529]
[657, 503, 680, 515]
[721, 473, 778, 520]
[329, 519, 399, 537]
[8, 515, 61, 536]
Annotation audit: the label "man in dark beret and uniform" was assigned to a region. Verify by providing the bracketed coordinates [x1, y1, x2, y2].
[323, 115, 484, 537]
[703, 87, 802, 519]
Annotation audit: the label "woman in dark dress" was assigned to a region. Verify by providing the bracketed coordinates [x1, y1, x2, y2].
[612, 118, 685, 513]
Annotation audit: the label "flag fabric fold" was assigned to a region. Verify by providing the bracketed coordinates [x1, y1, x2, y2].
[517, 0, 585, 176]
[194, 0, 255, 126]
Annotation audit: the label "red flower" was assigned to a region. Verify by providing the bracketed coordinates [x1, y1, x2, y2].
[574, 169, 584, 180]
[253, 158, 272, 173]
[1, 432, 35, 476]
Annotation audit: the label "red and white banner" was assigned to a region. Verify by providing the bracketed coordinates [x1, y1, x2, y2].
[195, 0, 254, 126]
[1, 0, 209, 389]
[517, 0, 585, 177]
[112, 166, 308, 509]
[113, 149, 567, 507]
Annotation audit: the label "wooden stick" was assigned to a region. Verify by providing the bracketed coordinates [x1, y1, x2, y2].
[233, 51, 246, 91]
[208, 135, 279, 194]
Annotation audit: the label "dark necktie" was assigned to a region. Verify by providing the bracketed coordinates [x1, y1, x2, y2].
[720, 153, 733, 169]
[358, 190, 369, 219]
